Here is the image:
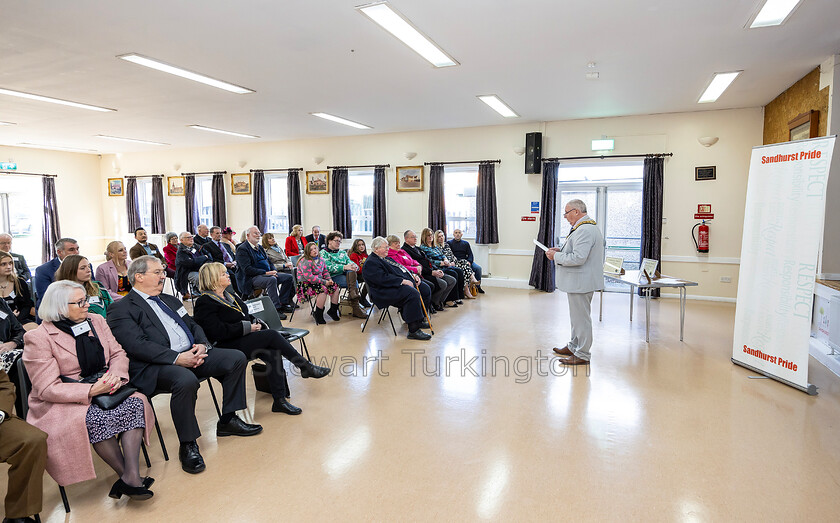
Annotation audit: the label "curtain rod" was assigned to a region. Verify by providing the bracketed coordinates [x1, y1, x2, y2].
[542, 153, 673, 162]
[327, 164, 390, 169]
[424, 159, 501, 166]
[183, 171, 227, 176]
[125, 174, 164, 179]
[250, 168, 304, 172]
[0, 170, 57, 178]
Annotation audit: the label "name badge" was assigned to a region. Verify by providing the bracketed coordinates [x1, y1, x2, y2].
[0, 310, 7, 320]
[12, 256, 20, 262]
[191, 248, 196, 254]
[89, 296, 102, 306]
[71, 322, 91, 336]
[247, 301, 264, 314]
[176, 306, 188, 317]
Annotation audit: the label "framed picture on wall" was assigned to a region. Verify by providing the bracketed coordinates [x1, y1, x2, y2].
[168, 176, 185, 196]
[306, 170, 329, 194]
[108, 178, 123, 196]
[231, 173, 251, 195]
[788, 110, 819, 141]
[396, 166, 423, 192]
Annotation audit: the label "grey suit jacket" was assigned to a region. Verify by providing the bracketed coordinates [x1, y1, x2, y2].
[554, 217, 605, 294]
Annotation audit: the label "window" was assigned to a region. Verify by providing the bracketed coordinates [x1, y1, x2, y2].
[444, 166, 477, 238]
[0, 176, 43, 264]
[266, 173, 289, 234]
[349, 170, 374, 235]
[194, 176, 213, 226]
[136, 179, 153, 230]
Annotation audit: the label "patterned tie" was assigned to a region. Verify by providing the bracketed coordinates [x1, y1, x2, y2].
[218, 241, 233, 263]
[148, 295, 195, 346]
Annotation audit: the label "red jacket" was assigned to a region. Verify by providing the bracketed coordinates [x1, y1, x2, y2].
[284, 235, 307, 256]
[349, 251, 368, 272]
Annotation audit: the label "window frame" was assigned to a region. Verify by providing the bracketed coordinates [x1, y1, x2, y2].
[348, 168, 375, 236]
[443, 165, 479, 239]
[194, 175, 214, 227]
[265, 172, 290, 235]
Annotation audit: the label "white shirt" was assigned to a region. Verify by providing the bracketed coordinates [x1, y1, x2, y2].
[132, 288, 192, 361]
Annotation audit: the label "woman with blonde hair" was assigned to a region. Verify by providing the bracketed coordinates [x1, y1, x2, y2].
[434, 229, 477, 299]
[56, 255, 114, 318]
[0, 251, 35, 325]
[95, 241, 131, 300]
[296, 242, 339, 324]
[284, 224, 307, 266]
[418, 227, 467, 302]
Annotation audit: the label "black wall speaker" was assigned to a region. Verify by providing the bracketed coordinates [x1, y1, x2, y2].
[525, 132, 542, 174]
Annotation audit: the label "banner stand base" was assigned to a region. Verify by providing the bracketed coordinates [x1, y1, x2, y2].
[731, 358, 818, 396]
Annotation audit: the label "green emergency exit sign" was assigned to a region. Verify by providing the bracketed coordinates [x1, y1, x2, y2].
[0, 162, 17, 170]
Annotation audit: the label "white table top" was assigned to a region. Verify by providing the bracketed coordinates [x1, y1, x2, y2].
[603, 270, 698, 289]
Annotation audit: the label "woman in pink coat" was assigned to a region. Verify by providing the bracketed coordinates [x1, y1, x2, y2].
[94, 241, 131, 301]
[23, 280, 155, 501]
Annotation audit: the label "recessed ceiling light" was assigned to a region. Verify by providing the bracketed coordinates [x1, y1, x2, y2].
[477, 95, 519, 118]
[118, 53, 255, 94]
[188, 125, 260, 138]
[749, 0, 802, 28]
[0, 121, 15, 126]
[356, 2, 458, 68]
[310, 113, 372, 130]
[17, 143, 99, 153]
[698, 72, 742, 103]
[0, 87, 115, 112]
[95, 135, 169, 146]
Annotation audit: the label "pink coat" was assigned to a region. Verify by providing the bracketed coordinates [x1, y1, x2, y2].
[94, 260, 125, 301]
[22, 314, 154, 486]
[388, 248, 422, 275]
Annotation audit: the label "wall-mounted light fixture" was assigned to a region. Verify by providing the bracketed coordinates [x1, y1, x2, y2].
[698, 136, 719, 147]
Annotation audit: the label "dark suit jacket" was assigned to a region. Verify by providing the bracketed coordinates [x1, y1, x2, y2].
[401, 243, 437, 281]
[5, 276, 35, 324]
[193, 235, 211, 247]
[201, 240, 235, 265]
[0, 299, 24, 352]
[447, 239, 475, 263]
[234, 243, 272, 297]
[192, 293, 255, 345]
[174, 245, 212, 294]
[10, 252, 31, 282]
[304, 234, 326, 250]
[362, 254, 414, 308]
[106, 290, 210, 395]
[34, 257, 61, 307]
[129, 242, 167, 267]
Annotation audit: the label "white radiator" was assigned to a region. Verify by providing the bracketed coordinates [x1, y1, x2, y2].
[474, 244, 490, 276]
[830, 295, 840, 348]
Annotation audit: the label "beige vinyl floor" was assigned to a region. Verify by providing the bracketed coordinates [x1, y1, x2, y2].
[4, 287, 840, 522]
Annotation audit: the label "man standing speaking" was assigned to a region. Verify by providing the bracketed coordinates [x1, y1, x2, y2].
[546, 199, 604, 366]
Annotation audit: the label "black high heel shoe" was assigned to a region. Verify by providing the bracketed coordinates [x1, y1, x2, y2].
[108, 479, 154, 501]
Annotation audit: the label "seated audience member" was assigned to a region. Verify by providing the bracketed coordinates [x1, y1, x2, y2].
[401, 230, 456, 311]
[296, 243, 341, 324]
[304, 225, 327, 251]
[107, 256, 261, 474]
[435, 230, 478, 299]
[261, 232, 294, 274]
[193, 224, 211, 247]
[0, 232, 31, 281]
[0, 251, 36, 325]
[419, 227, 466, 303]
[55, 255, 113, 318]
[128, 228, 167, 270]
[348, 238, 371, 308]
[1, 299, 27, 416]
[321, 231, 366, 318]
[236, 226, 295, 317]
[284, 224, 307, 266]
[0, 367, 47, 523]
[34, 237, 79, 311]
[385, 236, 434, 314]
[23, 280, 156, 501]
[202, 226, 239, 293]
[175, 232, 212, 298]
[363, 237, 432, 340]
[95, 241, 131, 300]
[193, 263, 329, 415]
[448, 228, 484, 293]
[220, 227, 237, 251]
[162, 232, 179, 279]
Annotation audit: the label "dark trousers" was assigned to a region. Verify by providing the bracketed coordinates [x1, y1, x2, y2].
[381, 284, 426, 324]
[470, 262, 482, 281]
[443, 266, 465, 299]
[224, 330, 308, 401]
[153, 347, 247, 443]
[0, 417, 47, 518]
[252, 273, 294, 307]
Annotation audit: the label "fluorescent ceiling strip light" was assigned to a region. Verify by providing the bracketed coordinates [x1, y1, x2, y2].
[698, 72, 741, 103]
[477, 95, 519, 118]
[310, 112, 372, 130]
[17, 142, 99, 153]
[188, 125, 259, 138]
[118, 53, 254, 94]
[0, 87, 115, 112]
[750, 0, 802, 28]
[96, 135, 169, 146]
[0, 121, 15, 126]
[356, 2, 458, 68]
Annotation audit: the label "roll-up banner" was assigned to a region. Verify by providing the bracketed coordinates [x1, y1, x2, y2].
[732, 135, 836, 395]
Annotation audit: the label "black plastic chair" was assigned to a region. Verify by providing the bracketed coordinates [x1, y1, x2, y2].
[245, 296, 312, 361]
[360, 287, 398, 336]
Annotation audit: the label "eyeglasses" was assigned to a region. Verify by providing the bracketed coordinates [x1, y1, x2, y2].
[563, 209, 577, 216]
[144, 269, 167, 276]
[68, 297, 90, 307]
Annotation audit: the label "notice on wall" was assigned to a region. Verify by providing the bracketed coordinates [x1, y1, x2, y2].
[732, 136, 836, 394]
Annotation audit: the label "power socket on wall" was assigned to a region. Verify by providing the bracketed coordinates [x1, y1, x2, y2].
[720, 276, 732, 283]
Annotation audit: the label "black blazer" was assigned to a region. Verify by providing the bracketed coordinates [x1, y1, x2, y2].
[174, 245, 212, 294]
[3, 276, 35, 324]
[234, 243, 272, 297]
[201, 240, 235, 265]
[193, 235, 211, 247]
[0, 299, 24, 351]
[193, 293, 255, 345]
[304, 234, 326, 250]
[106, 290, 210, 395]
[362, 254, 414, 307]
[401, 243, 437, 280]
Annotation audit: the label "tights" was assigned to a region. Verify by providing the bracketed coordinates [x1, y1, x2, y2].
[91, 427, 144, 487]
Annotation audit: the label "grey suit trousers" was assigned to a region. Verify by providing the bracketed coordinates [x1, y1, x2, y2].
[567, 292, 594, 361]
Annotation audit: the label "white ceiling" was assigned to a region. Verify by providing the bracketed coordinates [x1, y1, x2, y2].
[0, 0, 838, 154]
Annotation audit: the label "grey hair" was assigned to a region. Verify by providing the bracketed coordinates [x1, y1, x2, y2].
[403, 230, 414, 239]
[179, 231, 192, 241]
[38, 280, 85, 322]
[55, 237, 77, 252]
[209, 226, 221, 234]
[164, 232, 178, 243]
[0, 232, 11, 241]
[245, 225, 259, 236]
[127, 255, 161, 285]
[386, 234, 400, 245]
[566, 199, 587, 214]
[370, 237, 388, 251]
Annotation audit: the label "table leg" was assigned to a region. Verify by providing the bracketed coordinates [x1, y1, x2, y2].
[645, 288, 651, 343]
[599, 289, 603, 322]
[629, 288, 634, 322]
[680, 286, 686, 342]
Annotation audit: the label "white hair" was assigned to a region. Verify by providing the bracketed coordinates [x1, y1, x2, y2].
[566, 199, 587, 214]
[38, 280, 85, 322]
[370, 236, 388, 251]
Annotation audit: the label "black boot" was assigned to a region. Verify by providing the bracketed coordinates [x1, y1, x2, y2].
[359, 286, 371, 308]
[313, 306, 326, 325]
[327, 302, 340, 321]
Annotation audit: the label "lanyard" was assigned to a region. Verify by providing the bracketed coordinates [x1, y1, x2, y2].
[203, 291, 245, 317]
[567, 220, 597, 237]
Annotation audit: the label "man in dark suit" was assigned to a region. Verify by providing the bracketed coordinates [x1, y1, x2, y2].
[363, 237, 431, 340]
[402, 230, 456, 310]
[128, 228, 167, 269]
[107, 255, 262, 474]
[34, 237, 78, 311]
[304, 225, 326, 251]
[0, 233, 31, 281]
[235, 226, 295, 317]
[174, 232, 212, 296]
[193, 224, 211, 247]
[202, 226, 239, 293]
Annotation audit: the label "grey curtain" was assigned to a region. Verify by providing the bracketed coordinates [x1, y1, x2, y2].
[428, 164, 446, 231]
[150, 176, 165, 234]
[331, 168, 352, 237]
[184, 174, 198, 233]
[476, 162, 499, 244]
[41, 176, 61, 263]
[125, 177, 141, 234]
[253, 170, 267, 232]
[287, 169, 301, 230]
[211, 172, 227, 227]
[528, 162, 558, 292]
[641, 156, 664, 297]
[373, 166, 387, 238]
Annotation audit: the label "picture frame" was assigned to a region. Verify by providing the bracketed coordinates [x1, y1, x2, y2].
[695, 166, 716, 181]
[396, 166, 424, 192]
[306, 170, 329, 194]
[167, 176, 185, 196]
[788, 110, 819, 141]
[107, 177, 123, 197]
[231, 173, 251, 195]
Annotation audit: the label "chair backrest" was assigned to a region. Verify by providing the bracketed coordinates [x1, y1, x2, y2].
[245, 295, 284, 330]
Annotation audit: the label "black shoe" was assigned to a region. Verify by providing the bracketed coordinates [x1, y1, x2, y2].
[294, 302, 301, 308]
[178, 441, 206, 474]
[272, 398, 302, 415]
[108, 478, 154, 501]
[407, 329, 432, 340]
[420, 321, 430, 329]
[300, 363, 330, 378]
[445, 302, 458, 308]
[216, 416, 263, 437]
[275, 309, 288, 320]
[326, 307, 340, 322]
[433, 304, 444, 312]
[455, 300, 463, 304]
[428, 306, 437, 314]
[477, 285, 485, 294]
[281, 304, 296, 313]
[3, 518, 37, 523]
[142, 476, 155, 488]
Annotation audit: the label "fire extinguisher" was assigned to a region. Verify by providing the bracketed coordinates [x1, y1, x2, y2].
[692, 220, 709, 253]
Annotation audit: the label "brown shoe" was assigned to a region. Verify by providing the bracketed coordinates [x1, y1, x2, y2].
[553, 346, 573, 356]
[351, 299, 367, 319]
[559, 355, 589, 365]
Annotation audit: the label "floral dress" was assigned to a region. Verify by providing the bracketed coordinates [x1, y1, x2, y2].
[296, 256, 338, 301]
[440, 243, 474, 281]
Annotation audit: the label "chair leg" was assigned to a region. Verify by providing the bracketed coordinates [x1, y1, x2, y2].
[299, 338, 312, 362]
[34, 515, 41, 523]
[385, 309, 397, 336]
[141, 440, 151, 468]
[361, 304, 375, 332]
[205, 380, 222, 418]
[148, 401, 169, 461]
[59, 485, 70, 513]
[377, 308, 388, 325]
